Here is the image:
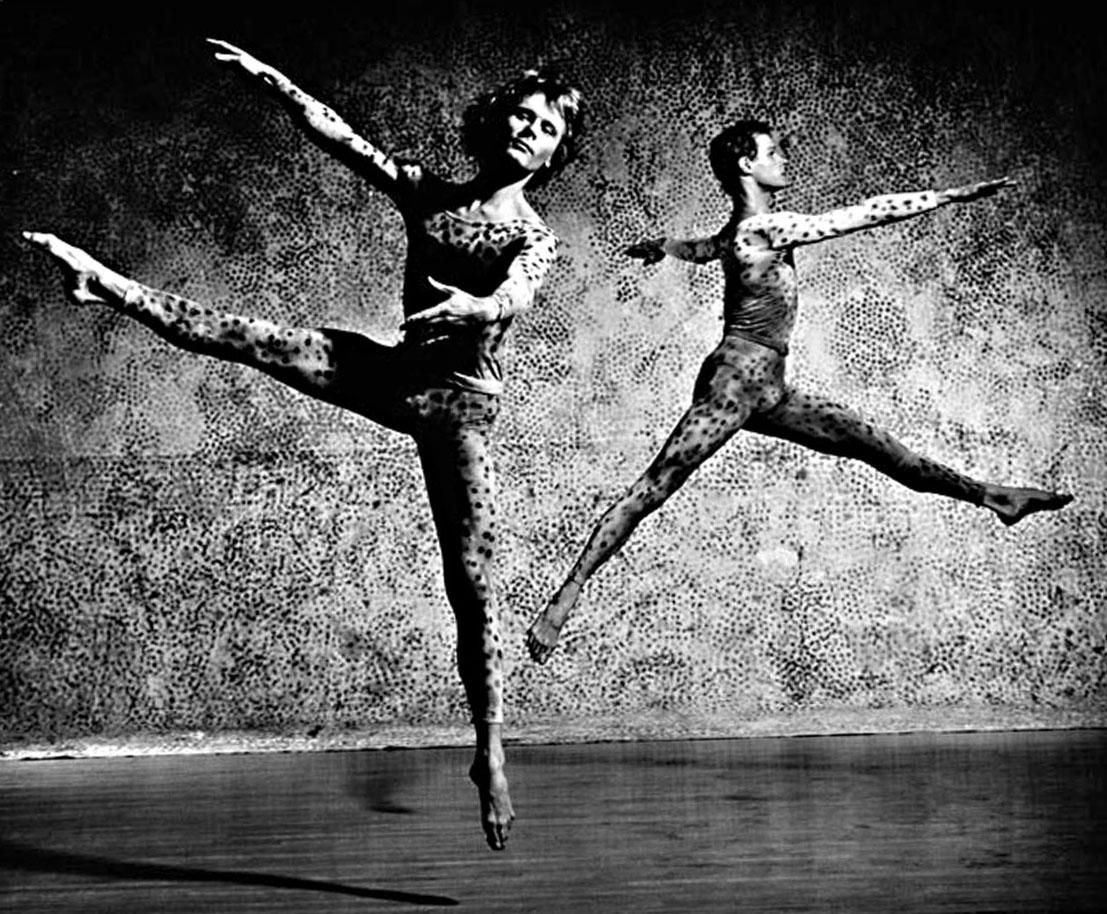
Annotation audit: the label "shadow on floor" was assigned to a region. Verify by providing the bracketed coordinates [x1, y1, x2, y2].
[0, 839, 458, 907]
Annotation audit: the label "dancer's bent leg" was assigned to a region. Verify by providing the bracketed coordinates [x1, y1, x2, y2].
[746, 388, 1072, 524]
[413, 389, 513, 851]
[527, 345, 780, 663]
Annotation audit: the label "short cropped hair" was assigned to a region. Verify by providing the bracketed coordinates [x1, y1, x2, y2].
[462, 67, 585, 187]
[709, 119, 775, 195]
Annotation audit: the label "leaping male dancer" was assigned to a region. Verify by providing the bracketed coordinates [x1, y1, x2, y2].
[526, 119, 1072, 664]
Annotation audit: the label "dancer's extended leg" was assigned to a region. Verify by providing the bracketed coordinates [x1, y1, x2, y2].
[525, 405, 741, 663]
[414, 391, 513, 850]
[22, 232, 399, 413]
[527, 344, 782, 663]
[745, 387, 1073, 523]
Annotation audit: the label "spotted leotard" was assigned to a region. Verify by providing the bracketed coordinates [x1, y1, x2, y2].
[397, 201, 558, 395]
[279, 84, 558, 395]
[97, 78, 566, 728]
[671, 192, 943, 355]
[547, 190, 985, 601]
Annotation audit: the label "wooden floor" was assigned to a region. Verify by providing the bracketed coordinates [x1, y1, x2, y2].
[1, 729, 1103, 913]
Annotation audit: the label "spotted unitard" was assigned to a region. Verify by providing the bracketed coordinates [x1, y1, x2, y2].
[559, 191, 987, 590]
[102, 79, 558, 724]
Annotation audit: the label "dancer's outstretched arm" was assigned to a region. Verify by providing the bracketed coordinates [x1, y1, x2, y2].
[207, 38, 413, 198]
[625, 235, 723, 265]
[747, 177, 1014, 250]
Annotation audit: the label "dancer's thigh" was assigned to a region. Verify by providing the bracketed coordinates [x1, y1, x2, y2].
[645, 340, 785, 486]
[411, 390, 501, 592]
[745, 385, 889, 457]
[309, 329, 420, 434]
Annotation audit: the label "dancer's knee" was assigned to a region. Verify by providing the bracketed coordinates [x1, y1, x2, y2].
[853, 442, 930, 492]
[442, 555, 493, 618]
[637, 464, 693, 510]
[880, 447, 926, 490]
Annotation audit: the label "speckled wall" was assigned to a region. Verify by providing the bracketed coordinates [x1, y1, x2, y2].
[2, 1, 1104, 740]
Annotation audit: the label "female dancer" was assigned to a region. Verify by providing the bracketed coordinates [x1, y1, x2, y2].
[26, 38, 583, 851]
[526, 119, 1071, 665]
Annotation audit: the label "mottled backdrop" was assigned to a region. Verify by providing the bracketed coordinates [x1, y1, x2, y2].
[2, 0, 1104, 741]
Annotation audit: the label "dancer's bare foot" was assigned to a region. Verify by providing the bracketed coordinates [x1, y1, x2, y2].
[525, 576, 582, 664]
[22, 231, 122, 306]
[982, 485, 1074, 526]
[525, 614, 562, 664]
[469, 753, 514, 851]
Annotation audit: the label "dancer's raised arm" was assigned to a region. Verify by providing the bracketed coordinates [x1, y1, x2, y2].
[207, 38, 411, 198]
[746, 177, 1014, 251]
[30, 59, 587, 851]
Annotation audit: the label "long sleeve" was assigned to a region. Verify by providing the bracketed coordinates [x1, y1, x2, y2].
[489, 228, 559, 320]
[272, 79, 419, 200]
[743, 191, 944, 250]
[663, 235, 723, 264]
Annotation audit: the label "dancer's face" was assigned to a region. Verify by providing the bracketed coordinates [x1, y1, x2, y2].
[744, 133, 790, 190]
[504, 93, 566, 176]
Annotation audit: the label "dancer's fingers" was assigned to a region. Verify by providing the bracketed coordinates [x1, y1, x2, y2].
[400, 303, 447, 328]
[23, 232, 80, 267]
[205, 38, 244, 55]
[426, 276, 461, 295]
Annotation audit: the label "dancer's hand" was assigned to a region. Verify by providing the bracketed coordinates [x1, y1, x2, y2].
[206, 38, 290, 92]
[401, 278, 499, 330]
[624, 237, 668, 265]
[939, 177, 1015, 204]
[21, 231, 113, 306]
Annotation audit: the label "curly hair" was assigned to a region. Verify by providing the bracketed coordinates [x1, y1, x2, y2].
[708, 119, 775, 195]
[462, 67, 585, 187]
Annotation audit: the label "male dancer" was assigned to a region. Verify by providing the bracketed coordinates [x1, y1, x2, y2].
[526, 119, 1071, 664]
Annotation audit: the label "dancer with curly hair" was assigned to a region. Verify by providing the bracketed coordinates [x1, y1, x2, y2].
[26, 38, 584, 850]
